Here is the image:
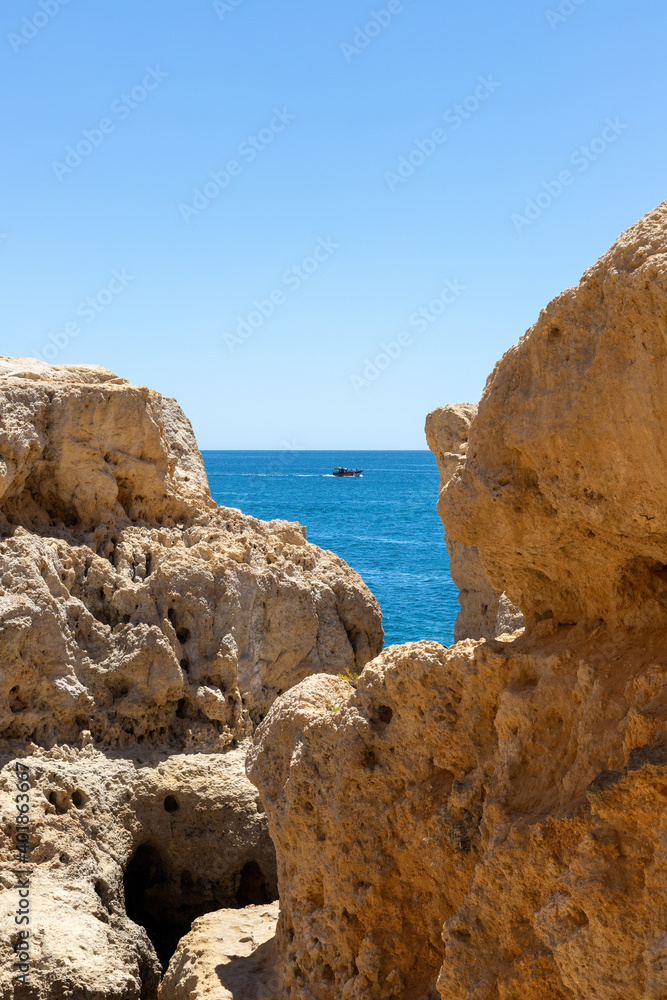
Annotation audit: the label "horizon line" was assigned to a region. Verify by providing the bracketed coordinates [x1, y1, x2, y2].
[200, 448, 433, 452]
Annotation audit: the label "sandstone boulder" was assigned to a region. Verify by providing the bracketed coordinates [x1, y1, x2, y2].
[159, 902, 280, 1000]
[0, 357, 210, 530]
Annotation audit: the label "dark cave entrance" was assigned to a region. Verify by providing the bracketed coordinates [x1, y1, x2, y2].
[123, 844, 274, 971]
[236, 860, 270, 907]
[123, 844, 185, 970]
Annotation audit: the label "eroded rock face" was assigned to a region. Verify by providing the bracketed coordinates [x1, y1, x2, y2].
[247, 643, 487, 999]
[439, 202, 667, 631]
[0, 360, 382, 748]
[247, 202, 667, 1000]
[0, 359, 383, 998]
[0, 357, 210, 530]
[249, 632, 667, 1000]
[0, 745, 275, 999]
[425, 404, 523, 641]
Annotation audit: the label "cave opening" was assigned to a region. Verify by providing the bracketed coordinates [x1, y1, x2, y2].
[123, 844, 273, 971]
[236, 860, 270, 906]
[123, 843, 185, 970]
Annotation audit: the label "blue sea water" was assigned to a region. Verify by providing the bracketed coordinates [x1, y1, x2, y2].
[201, 451, 459, 648]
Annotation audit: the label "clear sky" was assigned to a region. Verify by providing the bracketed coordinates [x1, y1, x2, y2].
[1, 0, 664, 448]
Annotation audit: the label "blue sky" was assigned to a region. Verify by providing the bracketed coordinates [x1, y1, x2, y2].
[1, 0, 664, 448]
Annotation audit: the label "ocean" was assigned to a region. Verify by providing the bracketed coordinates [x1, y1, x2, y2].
[202, 451, 459, 648]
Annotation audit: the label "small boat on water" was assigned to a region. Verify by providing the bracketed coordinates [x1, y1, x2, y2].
[332, 467, 363, 477]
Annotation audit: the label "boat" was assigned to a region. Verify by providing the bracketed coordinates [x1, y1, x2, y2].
[332, 467, 363, 477]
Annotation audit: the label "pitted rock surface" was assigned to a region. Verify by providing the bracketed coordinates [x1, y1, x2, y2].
[0, 359, 382, 999]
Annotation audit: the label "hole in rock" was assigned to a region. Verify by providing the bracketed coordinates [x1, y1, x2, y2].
[124, 843, 184, 970]
[48, 790, 68, 815]
[163, 795, 179, 813]
[71, 790, 86, 809]
[124, 844, 273, 971]
[9, 686, 25, 713]
[107, 539, 118, 565]
[179, 659, 190, 673]
[377, 705, 393, 724]
[167, 608, 190, 644]
[94, 880, 112, 922]
[236, 861, 269, 907]
[95, 880, 112, 909]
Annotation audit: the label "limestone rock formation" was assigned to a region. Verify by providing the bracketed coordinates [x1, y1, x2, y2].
[425, 404, 523, 641]
[0, 357, 210, 530]
[0, 745, 275, 999]
[247, 643, 485, 999]
[0, 358, 383, 998]
[249, 596, 667, 999]
[440, 201, 667, 631]
[0, 358, 382, 747]
[159, 902, 280, 1000]
[248, 200, 667, 999]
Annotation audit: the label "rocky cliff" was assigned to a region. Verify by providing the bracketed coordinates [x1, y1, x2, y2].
[248, 200, 667, 999]
[0, 358, 383, 998]
[425, 403, 523, 641]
